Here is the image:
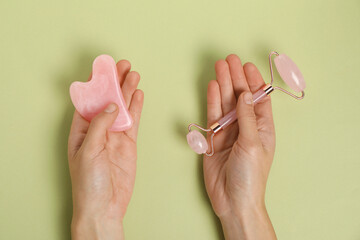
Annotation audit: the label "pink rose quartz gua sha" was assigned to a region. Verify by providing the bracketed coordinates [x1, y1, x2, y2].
[70, 55, 133, 132]
[187, 51, 306, 156]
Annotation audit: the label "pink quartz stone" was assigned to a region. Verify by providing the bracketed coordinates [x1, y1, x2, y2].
[186, 130, 208, 154]
[218, 109, 237, 129]
[274, 54, 306, 92]
[69, 55, 133, 131]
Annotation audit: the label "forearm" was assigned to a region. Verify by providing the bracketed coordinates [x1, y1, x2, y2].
[219, 204, 277, 240]
[71, 216, 124, 240]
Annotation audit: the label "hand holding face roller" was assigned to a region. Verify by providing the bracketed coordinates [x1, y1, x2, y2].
[187, 51, 306, 156]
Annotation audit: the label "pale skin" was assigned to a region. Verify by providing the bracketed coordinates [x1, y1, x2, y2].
[204, 54, 277, 239]
[68, 60, 143, 240]
[68, 54, 276, 240]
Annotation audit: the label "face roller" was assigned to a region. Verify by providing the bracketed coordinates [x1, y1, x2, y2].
[187, 51, 306, 156]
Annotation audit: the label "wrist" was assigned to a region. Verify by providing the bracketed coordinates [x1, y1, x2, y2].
[219, 204, 276, 240]
[71, 215, 124, 240]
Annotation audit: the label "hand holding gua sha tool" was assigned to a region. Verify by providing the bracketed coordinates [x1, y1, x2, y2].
[70, 55, 133, 131]
[187, 51, 306, 156]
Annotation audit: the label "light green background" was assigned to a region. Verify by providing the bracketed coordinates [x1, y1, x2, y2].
[1, 0, 359, 239]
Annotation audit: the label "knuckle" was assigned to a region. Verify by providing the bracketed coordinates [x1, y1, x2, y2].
[238, 112, 256, 123]
[234, 140, 262, 157]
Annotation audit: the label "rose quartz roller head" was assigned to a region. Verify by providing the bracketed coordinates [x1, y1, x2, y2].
[70, 55, 133, 131]
[187, 51, 306, 156]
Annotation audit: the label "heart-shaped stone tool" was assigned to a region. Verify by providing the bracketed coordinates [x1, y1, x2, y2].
[69, 55, 133, 131]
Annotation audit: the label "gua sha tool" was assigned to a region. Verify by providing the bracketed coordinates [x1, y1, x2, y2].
[70, 55, 133, 132]
[187, 51, 306, 156]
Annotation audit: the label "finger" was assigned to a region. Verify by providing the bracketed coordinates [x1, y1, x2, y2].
[215, 59, 236, 114]
[125, 89, 144, 142]
[225, 54, 249, 98]
[116, 60, 131, 86]
[207, 80, 222, 127]
[68, 111, 90, 159]
[82, 103, 119, 153]
[236, 92, 260, 145]
[87, 72, 92, 81]
[122, 71, 140, 108]
[243, 63, 275, 136]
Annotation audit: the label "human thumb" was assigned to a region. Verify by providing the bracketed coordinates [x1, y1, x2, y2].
[82, 103, 118, 151]
[236, 92, 260, 145]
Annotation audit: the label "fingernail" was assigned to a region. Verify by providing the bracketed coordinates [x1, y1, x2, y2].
[244, 92, 253, 105]
[104, 103, 117, 113]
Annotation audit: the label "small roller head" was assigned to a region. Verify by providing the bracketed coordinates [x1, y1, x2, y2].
[186, 130, 208, 154]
